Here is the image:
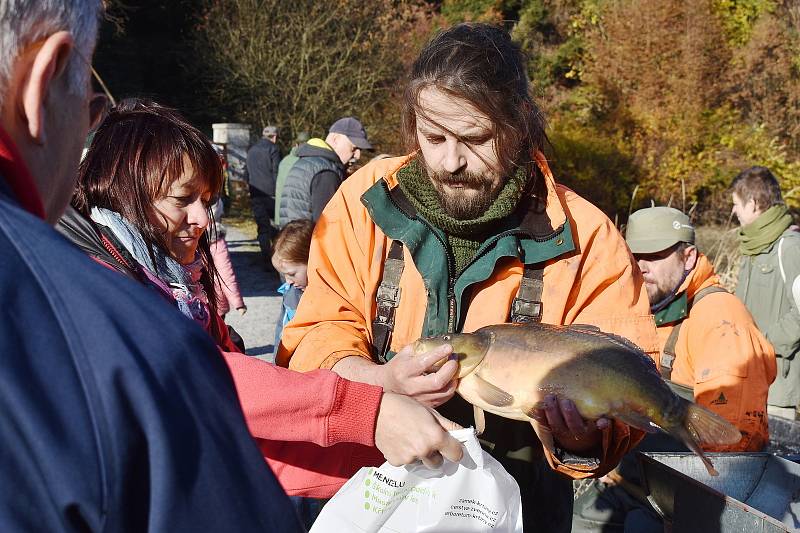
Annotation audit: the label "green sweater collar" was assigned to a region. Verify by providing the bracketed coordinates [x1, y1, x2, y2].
[395, 159, 528, 238]
[396, 159, 529, 274]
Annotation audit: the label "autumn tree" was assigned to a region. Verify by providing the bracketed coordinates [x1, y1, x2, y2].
[505, 0, 800, 216]
[197, 0, 431, 152]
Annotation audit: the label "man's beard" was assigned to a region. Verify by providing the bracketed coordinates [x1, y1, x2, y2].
[428, 169, 503, 220]
[646, 269, 686, 307]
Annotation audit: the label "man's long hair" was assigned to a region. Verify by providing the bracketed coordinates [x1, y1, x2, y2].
[401, 23, 548, 196]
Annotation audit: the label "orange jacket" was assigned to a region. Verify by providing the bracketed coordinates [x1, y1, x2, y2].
[655, 253, 776, 451]
[279, 154, 659, 479]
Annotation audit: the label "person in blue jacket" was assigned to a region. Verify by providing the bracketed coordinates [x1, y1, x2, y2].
[0, 2, 302, 531]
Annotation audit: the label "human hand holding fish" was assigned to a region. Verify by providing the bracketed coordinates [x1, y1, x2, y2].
[529, 394, 609, 455]
[379, 343, 459, 407]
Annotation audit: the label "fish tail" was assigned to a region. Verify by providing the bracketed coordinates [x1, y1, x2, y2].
[684, 402, 742, 447]
[666, 401, 742, 477]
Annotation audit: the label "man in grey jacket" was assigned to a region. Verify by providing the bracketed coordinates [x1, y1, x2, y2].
[279, 117, 371, 226]
[731, 166, 800, 420]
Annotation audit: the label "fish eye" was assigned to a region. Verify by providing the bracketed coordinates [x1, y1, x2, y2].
[443, 335, 451, 341]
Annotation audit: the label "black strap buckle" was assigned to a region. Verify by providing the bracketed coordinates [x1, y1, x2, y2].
[511, 264, 544, 324]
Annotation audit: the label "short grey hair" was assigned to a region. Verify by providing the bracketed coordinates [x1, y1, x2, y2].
[0, 0, 102, 101]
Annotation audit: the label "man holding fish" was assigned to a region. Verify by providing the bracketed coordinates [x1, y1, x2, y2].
[278, 23, 671, 531]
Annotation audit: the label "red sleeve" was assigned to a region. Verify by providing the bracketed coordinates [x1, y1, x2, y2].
[220, 349, 382, 447]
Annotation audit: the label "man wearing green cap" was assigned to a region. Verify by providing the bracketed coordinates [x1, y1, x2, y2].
[572, 206, 776, 532]
[731, 166, 800, 420]
[625, 206, 774, 451]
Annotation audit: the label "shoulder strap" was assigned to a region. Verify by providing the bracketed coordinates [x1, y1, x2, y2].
[660, 323, 681, 379]
[510, 197, 551, 324]
[660, 285, 727, 380]
[511, 263, 544, 323]
[371, 240, 404, 363]
[778, 236, 787, 284]
[691, 285, 728, 302]
[369, 183, 418, 363]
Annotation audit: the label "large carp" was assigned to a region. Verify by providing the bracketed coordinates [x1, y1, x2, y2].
[414, 322, 741, 476]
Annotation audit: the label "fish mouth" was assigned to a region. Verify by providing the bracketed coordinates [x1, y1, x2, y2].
[414, 333, 490, 377]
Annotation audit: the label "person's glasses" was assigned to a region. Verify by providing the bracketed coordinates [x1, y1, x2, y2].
[72, 46, 115, 131]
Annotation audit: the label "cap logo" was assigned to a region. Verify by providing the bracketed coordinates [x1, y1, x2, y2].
[672, 220, 681, 229]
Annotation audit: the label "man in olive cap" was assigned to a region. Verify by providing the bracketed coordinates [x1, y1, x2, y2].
[625, 206, 774, 451]
[573, 206, 776, 532]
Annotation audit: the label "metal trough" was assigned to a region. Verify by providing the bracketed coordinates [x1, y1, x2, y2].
[767, 414, 800, 456]
[637, 452, 800, 532]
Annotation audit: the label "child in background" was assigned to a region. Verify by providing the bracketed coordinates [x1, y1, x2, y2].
[210, 198, 247, 317]
[271, 219, 313, 354]
[270, 219, 320, 528]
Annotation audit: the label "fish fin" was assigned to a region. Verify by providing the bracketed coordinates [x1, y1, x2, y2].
[567, 325, 647, 354]
[472, 374, 515, 407]
[685, 403, 741, 446]
[473, 405, 486, 435]
[523, 405, 558, 458]
[662, 401, 741, 477]
[610, 410, 658, 434]
[570, 323, 601, 332]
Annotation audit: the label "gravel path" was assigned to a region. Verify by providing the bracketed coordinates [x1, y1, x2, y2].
[221, 223, 282, 363]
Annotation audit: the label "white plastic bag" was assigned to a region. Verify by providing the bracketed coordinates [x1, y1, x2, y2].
[310, 428, 523, 532]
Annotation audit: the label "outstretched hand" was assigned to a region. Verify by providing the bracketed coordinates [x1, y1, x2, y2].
[530, 394, 609, 454]
[375, 392, 464, 469]
[380, 342, 458, 407]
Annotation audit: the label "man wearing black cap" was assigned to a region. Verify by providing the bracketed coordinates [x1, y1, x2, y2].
[278, 117, 371, 226]
[247, 125, 281, 266]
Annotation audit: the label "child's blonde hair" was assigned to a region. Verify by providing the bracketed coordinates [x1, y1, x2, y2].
[272, 220, 314, 264]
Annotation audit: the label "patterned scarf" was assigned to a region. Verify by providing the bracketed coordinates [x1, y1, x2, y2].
[90, 207, 211, 330]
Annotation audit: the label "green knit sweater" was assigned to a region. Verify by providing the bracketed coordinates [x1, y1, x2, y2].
[396, 159, 528, 275]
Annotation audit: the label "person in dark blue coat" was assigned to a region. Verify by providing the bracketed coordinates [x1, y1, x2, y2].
[0, 2, 302, 531]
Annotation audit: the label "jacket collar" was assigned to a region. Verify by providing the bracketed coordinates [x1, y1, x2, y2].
[653, 253, 719, 325]
[296, 139, 343, 166]
[0, 126, 45, 219]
